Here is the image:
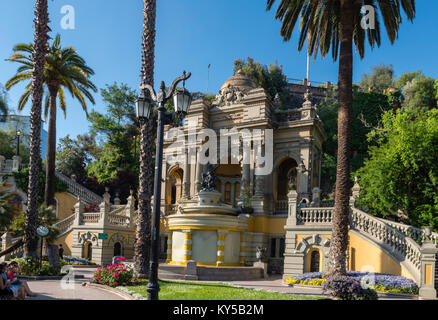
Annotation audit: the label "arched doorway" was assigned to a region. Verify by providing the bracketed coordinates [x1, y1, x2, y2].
[114, 242, 122, 257]
[309, 249, 320, 272]
[168, 168, 183, 205]
[276, 158, 298, 200]
[84, 241, 93, 261]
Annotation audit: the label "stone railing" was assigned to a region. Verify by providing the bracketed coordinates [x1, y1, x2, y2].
[54, 171, 103, 205]
[107, 214, 130, 227]
[274, 200, 288, 215]
[82, 212, 100, 224]
[378, 218, 438, 246]
[350, 208, 422, 279]
[298, 207, 333, 224]
[53, 214, 76, 236]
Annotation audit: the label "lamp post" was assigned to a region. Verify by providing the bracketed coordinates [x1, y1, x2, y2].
[136, 71, 192, 300]
[16, 130, 21, 156]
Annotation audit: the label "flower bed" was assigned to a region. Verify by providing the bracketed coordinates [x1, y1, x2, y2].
[92, 263, 133, 287]
[62, 256, 96, 266]
[285, 271, 419, 295]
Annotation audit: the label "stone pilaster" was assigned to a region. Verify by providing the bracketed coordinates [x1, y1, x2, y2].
[286, 190, 298, 226]
[419, 227, 438, 299]
[73, 197, 84, 226]
[183, 230, 192, 262]
[166, 232, 173, 263]
[240, 232, 248, 266]
[217, 230, 227, 266]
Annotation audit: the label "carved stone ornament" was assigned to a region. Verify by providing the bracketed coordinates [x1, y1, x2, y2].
[213, 84, 247, 107]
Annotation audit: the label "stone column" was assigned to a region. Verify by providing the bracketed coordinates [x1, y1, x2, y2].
[98, 197, 110, 228]
[254, 175, 264, 199]
[73, 197, 84, 226]
[230, 183, 236, 206]
[311, 187, 321, 207]
[182, 230, 192, 263]
[183, 159, 191, 199]
[239, 232, 248, 266]
[286, 190, 298, 225]
[419, 227, 438, 299]
[195, 155, 203, 194]
[1, 232, 12, 261]
[12, 155, 21, 172]
[217, 230, 227, 266]
[166, 232, 173, 263]
[240, 164, 251, 196]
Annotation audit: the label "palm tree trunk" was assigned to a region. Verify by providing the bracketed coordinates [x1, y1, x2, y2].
[325, 0, 354, 276]
[24, 0, 50, 258]
[134, 0, 156, 277]
[44, 86, 58, 207]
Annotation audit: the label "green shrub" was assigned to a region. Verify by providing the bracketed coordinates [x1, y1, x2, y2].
[92, 263, 133, 287]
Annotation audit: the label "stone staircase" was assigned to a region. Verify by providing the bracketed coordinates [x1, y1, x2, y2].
[54, 171, 103, 205]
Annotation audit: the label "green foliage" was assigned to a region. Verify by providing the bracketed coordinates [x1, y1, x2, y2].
[0, 178, 20, 231]
[319, 91, 392, 197]
[356, 109, 438, 228]
[5, 34, 97, 117]
[0, 129, 29, 162]
[87, 83, 139, 183]
[10, 205, 59, 243]
[0, 85, 8, 119]
[13, 163, 68, 205]
[401, 75, 437, 111]
[13, 257, 62, 276]
[233, 57, 290, 108]
[56, 134, 97, 180]
[359, 65, 395, 93]
[394, 70, 424, 89]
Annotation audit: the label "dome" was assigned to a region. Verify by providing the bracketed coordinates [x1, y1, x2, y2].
[220, 69, 257, 92]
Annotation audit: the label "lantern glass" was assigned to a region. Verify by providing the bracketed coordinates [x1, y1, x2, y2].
[173, 88, 192, 116]
[136, 96, 153, 120]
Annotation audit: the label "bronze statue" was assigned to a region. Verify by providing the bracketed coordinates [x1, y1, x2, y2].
[201, 164, 220, 191]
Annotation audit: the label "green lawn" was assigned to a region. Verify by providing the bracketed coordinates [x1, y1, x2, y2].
[125, 280, 325, 300]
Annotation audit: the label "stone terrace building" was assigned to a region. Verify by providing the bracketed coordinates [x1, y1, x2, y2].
[159, 70, 326, 273]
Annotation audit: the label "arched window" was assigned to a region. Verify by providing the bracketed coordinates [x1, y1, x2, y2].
[234, 182, 240, 206]
[114, 242, 122, 257]
[224, 182, 231, 204]
[310, 250, 320, 272]
[276, 158, 298, 200]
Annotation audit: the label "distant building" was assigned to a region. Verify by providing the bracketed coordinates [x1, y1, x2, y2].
[0, 114, 48, 160]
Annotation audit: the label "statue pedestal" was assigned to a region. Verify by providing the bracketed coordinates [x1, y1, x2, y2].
[198, 190, 222, 206]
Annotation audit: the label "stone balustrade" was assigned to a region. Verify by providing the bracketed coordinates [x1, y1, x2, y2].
[274, 200, 288, 215]
[298, 207, 333, 224]
[54, 171, 104, 205]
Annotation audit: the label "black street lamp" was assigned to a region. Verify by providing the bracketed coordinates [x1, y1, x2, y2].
[137, 71, 192, 300]
[16, 130, 21, 156]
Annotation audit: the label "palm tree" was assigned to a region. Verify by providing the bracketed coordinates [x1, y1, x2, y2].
[134, 0, 156, 277]
[267, 0, 415, 276]
[21, 0, 50, 258]
[6, 34, 97, 208]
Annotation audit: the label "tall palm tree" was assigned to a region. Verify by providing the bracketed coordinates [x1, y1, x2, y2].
[267, 0, 415, 276]
[6, 34, 97, 207]
[23, 0, 50, 258]
[134, 0, 156, 277]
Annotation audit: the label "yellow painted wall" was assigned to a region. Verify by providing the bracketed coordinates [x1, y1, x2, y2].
[295, 232, 414, 280]
[54, 192, 78, 221]
[248, 216, 287, 234]
[53, 230, 74, 256]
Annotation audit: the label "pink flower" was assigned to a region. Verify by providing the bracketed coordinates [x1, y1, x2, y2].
[114, 273, 120, 279]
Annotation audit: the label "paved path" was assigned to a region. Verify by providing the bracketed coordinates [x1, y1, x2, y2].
[26, 267, 125, 300]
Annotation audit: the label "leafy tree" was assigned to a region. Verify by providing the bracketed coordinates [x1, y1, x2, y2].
[356, 109, 438, 229]
[359, 65, 394, 93]
[0, 129, 30, 163]
[267, 0, 416, 276]
[6, 34, 97, 208]
[87, 83, 139, 183]
[394, 70, 423, 88]
[233, 57, 290, 108]
[319, 91, 392, 197]
[402, 75, 437, 111]
[13, 163, 68, 205]
[56, 133, 97, 180]
[0, 178, 20, 231]
[9, 205, 59, 243]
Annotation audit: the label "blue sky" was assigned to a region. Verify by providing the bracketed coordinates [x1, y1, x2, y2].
[0, 0, 437, 143]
